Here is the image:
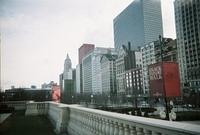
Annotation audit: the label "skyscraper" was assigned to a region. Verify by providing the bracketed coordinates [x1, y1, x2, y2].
[63, 54, 72, 80]
[82, 47, 116, 94]
[60, 54, 75, 103]
[79, 44, 95, 64]
[113, 0, 163, 51]
[76, 44, 95, 94]
[174, 0, 200, 90]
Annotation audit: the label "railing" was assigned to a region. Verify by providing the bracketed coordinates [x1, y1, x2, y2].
[25, 102, 200, 135]
[25, 101, 48, 115]
[2, 101, 27, 110]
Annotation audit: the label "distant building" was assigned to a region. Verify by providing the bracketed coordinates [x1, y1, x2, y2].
[155, 38, 177, 62]
[82, 47, 116, 95]
[60, 54, 75, 104]
[79, 44, 95, 64]
[75, 64, 81, 94]
[113, 0, 163, 51]
[141, 38, 177, 94]
[174, 0, 200, 90]
[100, 54, 117, 96]
[63, 54, 72, 80]
[82, 53, 93, 94]
[125, 68, 143, 96]
[41, 81, 57, 89]
[124, 48, 143, 96]
[141, 41, 157, 94]
[76, 44, 95, 94]
[31, 85, 37, 89]
[116, 43, 143, 97]
[116, 48, 126, 95]
[5, 88, 52, 101]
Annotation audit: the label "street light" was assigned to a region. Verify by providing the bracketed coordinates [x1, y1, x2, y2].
[72, 95, 74, 104]
[108, 95, 110, 105]
[91, 94, 93, 104]
[159, 35, 170, 120]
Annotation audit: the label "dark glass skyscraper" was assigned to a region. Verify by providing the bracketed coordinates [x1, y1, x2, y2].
[113, 0, 163, 51]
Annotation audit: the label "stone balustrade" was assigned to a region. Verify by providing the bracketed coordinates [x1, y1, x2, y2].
[25, 101, 48, 115]
[3, 101, 27, 110]
[25, 101, 200, 135]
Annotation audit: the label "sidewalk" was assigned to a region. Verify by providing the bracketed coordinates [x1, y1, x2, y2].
[0, 111, 57, 135]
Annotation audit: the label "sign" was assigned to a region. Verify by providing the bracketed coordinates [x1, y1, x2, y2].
[163, 62, 181, 97]
[149, 63, 164, 97]
[149, 62, 181, 97]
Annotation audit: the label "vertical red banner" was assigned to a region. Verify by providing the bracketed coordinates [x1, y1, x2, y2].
[148, 62, 181, 97]
[149, 63, 164, 97]
[163, 62, 181, 97]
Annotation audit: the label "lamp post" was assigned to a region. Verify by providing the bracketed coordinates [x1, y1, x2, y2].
[108, 95, 110, 106]
[72, 95, 74, 104]
[91, 94, 93, 104]
[159, 35, 170, 120]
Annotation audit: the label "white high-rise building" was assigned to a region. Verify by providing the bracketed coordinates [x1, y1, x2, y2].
[75, 64, 81, 94]
[100, 54, 118, 95]
[141, 41, 158, 94]
[82, 47, 116, 94]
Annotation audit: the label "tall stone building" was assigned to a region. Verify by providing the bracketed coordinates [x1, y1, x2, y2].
[174, 0, 200, 90]
[60, 54, 75, 104]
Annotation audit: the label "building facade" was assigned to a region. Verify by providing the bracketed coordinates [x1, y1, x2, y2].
[174, 0, 200, 90]
[77, 44, 95, 94]
[82, 53, 93, 94]
[116, 48, 126, 95]
[141, 41, 157, 94]
[60, 54, 75, 103]
[125, 68, 143, 96]
[82, 47, 116, 95]
[75, 64, 81, 94]
[155, 38, 177, 62]
[125, 49, 143, 96]
[113, 0, 163, 51]
[79, 44, 95, 64]
[100, 54, 117, 96]
[63, 54, 72, 80]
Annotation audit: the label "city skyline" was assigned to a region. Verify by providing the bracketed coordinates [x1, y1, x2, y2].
[1, 0, 175, 89]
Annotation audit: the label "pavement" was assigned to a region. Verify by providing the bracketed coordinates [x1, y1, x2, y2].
[0, 111, 57, 135]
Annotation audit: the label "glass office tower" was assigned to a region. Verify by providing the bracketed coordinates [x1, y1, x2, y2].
[114, 0, 163, 51]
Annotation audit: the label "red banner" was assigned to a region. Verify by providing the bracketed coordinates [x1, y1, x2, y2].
[163, 62, 181, 97]
[149, 63, 164, 97]
[148, 62, 181, 97]
[52, 85, 61, 102]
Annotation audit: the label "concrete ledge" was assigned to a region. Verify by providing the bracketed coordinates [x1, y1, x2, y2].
[0, 113, 11, 123]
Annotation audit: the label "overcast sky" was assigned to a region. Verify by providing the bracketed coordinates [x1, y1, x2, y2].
[0, 0, 176, 89]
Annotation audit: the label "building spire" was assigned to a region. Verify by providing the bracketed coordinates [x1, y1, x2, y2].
[66, 53, 69, 59]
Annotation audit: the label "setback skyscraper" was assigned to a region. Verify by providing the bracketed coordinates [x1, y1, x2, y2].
[113, 0, 163, 51]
